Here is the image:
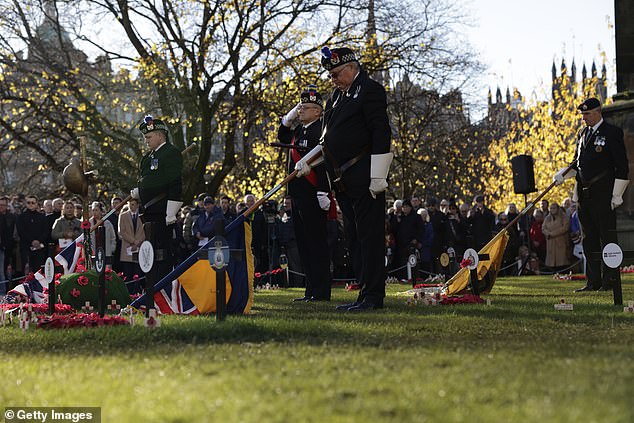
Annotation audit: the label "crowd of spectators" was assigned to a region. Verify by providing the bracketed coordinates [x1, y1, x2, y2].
[386, 195, 583, 280]
[0, 190, 583, 296]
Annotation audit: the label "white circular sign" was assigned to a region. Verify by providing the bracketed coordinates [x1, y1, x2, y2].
[139, 241, 155, 273]
[463, 248, 479, 270]
[602, 243, 623, 269]
[408, 254, 417, 267]
[44, 257, 55, 284]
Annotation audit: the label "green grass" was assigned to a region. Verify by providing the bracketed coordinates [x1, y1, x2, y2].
[1, 276, 633, 423]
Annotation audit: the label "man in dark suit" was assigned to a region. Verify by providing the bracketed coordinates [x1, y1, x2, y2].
[554, 97, 629, 292]
[16, 195, 48, 274]
[295, 47, 393, 311]
[278, 86, 332, 301]
[130, 115, 183, 279]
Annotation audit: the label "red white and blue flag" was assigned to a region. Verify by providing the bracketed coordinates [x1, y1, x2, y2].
[6, 234, 84, 303]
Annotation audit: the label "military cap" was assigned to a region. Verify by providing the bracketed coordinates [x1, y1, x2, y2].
[321, 46, 358, 71]
[300, 85, 324, 108]
[139, 115, 169, 134]
[203, 196, 214, 205]
[577, 98, 601, 112]
[474, 195, 485, 203]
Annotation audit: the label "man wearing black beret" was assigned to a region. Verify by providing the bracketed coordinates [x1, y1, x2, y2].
[295, 47, 393, 311]
[130, 115, 183, 278]
[553, 98, 629, 292]
[278, 85, 332, 302]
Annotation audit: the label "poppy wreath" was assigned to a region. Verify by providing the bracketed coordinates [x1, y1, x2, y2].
[56, 269, 132, 311]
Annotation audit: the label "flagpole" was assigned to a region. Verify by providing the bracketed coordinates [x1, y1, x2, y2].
[130, 169, 301, 309]
[481, 165, 573, 252]
[445, 165, 573, 291]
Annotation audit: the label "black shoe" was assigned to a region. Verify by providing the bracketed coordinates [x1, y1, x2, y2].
[346, 301, 383, 312]
[292, 296, 311, 302]
[574, 286, 597, 292]
[598, 286, 614, 291]
[335, 301, 360, 311]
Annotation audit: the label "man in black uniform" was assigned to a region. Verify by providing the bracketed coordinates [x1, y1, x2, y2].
[131, 115, 183, 279]
[278, 86, 332, 301]
[296, 47, 393, 311]
[554, 98, 629, 292]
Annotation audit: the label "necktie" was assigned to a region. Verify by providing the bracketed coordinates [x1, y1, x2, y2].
[132, 213, 137, 231]
[584, 127, 593, 145]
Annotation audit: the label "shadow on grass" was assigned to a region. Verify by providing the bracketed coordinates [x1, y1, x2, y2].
[0, 277, 632, 356]
[2, 301, 632, 357]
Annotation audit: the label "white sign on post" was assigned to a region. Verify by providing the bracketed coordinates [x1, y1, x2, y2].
[463, 248, 479, 270]
[139, 241, 155, 273]
[602, 243, 623, 269]
[44, 257, 55, 285]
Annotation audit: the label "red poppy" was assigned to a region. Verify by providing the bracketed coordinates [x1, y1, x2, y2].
[81, 220, 91, 229]
[70, 288, 81, 298]
[77, 275, 89, 286]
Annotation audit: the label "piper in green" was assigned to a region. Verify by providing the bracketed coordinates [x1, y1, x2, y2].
[130, 115, 183, 276]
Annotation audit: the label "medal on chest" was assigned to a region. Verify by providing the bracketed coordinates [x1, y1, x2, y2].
[150, 155, 159, 170]
[594, 136, 605, 153]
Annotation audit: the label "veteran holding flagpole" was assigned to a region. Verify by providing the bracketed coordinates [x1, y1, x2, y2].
[295, 47, 393, 312]
[553, 98, 629, 294]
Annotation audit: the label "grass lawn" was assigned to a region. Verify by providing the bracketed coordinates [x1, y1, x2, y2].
[1, 275, 633, 423]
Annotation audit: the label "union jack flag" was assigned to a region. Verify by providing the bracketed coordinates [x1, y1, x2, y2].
[6, 234, 84, 303]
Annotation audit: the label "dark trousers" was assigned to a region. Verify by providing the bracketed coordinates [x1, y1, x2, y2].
[291, 186, 332, 300]
[577, 180, 619, 288]
[337, 190, 386, 305]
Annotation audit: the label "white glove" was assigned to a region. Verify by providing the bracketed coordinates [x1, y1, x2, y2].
[369, 179, 388, 199]
[295, 161, 312, 177]
[281, 103, 301, 127]
[611, 179, 629, 210]
[553, 167, 576, 186]
[166, 200, 183, 225]
[130, 187, 140, 200]
[369, 153, 393, 199]
[294, 144, 324, 178]
[317, 191, 330, 211]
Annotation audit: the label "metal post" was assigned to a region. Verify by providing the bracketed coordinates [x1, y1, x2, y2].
[469, 268, 480, 296]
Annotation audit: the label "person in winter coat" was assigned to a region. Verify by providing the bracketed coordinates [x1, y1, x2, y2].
[541, 202, 571, 270]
